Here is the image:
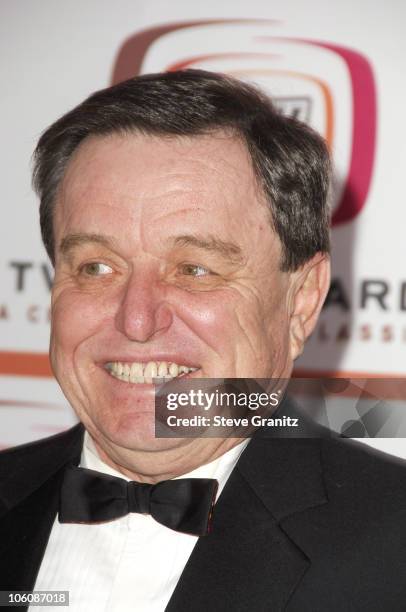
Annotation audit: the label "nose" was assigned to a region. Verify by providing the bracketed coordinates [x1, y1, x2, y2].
[115, 271, 173, 343]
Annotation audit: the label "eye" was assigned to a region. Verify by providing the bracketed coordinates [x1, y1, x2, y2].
[80, 262, 113, 277]
[178, 263, 211, 277]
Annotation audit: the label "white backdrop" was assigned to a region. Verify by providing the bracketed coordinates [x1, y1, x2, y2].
[1, 0, 405, 449]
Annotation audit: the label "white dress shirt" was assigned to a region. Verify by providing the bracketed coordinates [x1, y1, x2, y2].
[32, 434, 248, 612]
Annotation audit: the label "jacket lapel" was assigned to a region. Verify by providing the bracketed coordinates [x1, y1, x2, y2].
[167, 432, 329, 612]
[0, 424, 84, 591]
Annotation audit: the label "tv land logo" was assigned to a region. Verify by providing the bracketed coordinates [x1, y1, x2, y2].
[111, 18, 377, 226]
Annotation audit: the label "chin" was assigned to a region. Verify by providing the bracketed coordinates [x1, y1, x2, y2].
[87, 409, 183, 454]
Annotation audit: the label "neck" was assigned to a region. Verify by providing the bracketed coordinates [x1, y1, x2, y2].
[90, 436, 245, 483]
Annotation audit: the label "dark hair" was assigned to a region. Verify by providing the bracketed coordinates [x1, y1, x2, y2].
[32, 69, 331, 270]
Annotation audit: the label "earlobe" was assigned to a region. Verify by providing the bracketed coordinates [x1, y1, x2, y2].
[289, 254, 331, 360]
[290, 314, 307, 360]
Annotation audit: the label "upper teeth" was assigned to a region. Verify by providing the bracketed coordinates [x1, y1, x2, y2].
[105, 361, 197, 384]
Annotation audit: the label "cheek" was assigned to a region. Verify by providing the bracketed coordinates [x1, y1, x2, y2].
[232, 291, 291, 358]
[175, 289, 241, 348]
[50, 289, 112, 362]
[173, 286, 275, 368]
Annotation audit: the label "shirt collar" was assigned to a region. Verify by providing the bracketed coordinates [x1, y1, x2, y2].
[81, 431, 248, 499]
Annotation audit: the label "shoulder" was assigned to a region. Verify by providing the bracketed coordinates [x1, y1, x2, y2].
[0, 423, 84, 469]
[283, 437, 406, 610]
[280, 436, 406, 607]
[275, 395, 406, 507]
[313, 436, 406, 574]
[245, 421, 406, 525]
[0, 424, 84, 514]
[321, 434, 406, 513]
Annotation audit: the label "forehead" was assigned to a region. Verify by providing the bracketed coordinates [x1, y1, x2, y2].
[56, 131, 276, 257]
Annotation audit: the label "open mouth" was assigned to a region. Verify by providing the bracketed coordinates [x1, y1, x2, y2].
[104, 361, 199, 384]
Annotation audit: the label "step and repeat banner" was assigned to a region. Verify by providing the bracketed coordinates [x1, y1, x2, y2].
[1, 0, 405, 449]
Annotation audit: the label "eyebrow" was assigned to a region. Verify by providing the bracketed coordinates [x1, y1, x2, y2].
[58, 231, 244, 265]
[171, 234, 244, 264]
[59, 233, 117, 257]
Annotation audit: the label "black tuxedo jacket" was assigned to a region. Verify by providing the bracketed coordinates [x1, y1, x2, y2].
[2, 419, 406, 611]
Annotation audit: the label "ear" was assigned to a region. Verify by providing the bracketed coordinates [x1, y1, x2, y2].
[289, 253, 330, 360]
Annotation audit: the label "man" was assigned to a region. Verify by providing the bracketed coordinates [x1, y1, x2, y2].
[1, 70, 406, 611]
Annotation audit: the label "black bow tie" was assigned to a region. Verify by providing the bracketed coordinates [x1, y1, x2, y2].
[59, 465, 218, 536]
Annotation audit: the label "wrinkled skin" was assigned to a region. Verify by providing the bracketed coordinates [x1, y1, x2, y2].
[50, 132, 330, 481]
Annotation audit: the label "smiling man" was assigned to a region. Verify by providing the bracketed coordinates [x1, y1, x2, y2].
[1, 70, 406, 612]
[48, 126, 322, 480]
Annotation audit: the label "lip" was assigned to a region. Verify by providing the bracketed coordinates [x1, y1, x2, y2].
[96, 354, 201, 370]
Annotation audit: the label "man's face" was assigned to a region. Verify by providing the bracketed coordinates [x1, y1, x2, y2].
[51, 132, 297, 452]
